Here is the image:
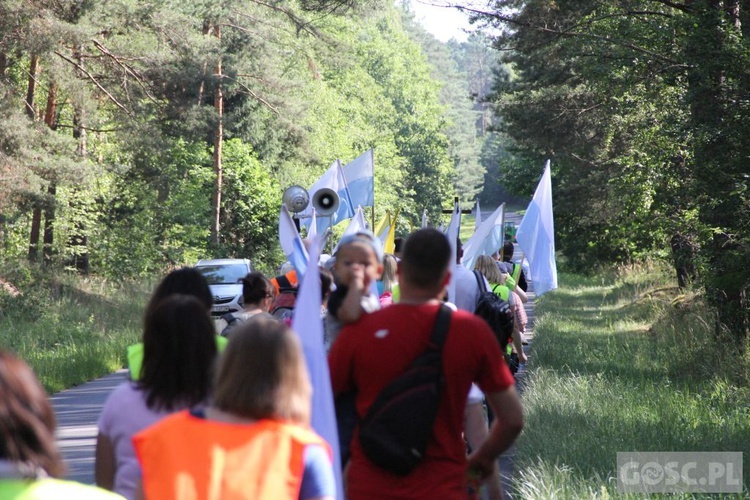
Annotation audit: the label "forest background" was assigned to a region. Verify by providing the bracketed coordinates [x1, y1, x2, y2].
[1, 0, 750, 347]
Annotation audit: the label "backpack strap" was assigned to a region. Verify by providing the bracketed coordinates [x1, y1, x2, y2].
[428, 304, 452, 351]
[473, 270, 487, 294]
[222, 312, 237, 325]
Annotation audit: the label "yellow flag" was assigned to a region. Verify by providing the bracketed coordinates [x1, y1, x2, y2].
[384, 209, 400, 254]
[374, 211, 391, 239]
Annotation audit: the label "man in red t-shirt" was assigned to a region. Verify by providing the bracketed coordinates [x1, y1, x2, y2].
[328, 228, 524, 499]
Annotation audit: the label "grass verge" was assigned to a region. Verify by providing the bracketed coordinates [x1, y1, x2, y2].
[0, 262, 148, 393]
[515, 263, 750, 498]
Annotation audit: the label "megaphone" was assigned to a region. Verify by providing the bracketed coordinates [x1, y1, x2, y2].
[312, 188, 340, 216]
[282, 185, 310, 214]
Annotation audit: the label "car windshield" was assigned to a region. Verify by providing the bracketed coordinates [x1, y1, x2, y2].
[197, 264, 248, 285]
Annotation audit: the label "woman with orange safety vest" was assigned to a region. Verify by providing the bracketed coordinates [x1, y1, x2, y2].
[133, 315, 335, 500]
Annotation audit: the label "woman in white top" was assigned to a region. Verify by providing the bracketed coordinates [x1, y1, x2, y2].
[95, 293, 218, 499]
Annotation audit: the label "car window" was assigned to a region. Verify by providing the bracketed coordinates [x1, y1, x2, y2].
[197, 264, 249, 285]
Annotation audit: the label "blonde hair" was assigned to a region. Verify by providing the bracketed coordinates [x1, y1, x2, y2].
[474, 255, 503, 284]
[380, 254, 398, 293]
[213, 316, 311, 425]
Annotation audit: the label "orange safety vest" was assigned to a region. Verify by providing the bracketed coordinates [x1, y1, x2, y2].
[271, 270, 298, 295]
[133, 411, 330, 500]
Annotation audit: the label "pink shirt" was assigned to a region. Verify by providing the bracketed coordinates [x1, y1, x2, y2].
[97, 383, 181, 499]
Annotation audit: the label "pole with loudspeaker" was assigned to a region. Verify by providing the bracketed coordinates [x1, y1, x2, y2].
[311, 188, 340, 244]
[282, 185, 310, 232]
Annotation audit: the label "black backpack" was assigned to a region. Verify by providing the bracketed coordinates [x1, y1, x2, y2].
[473, 270, 515, 351]
[357, 305, 451, 476]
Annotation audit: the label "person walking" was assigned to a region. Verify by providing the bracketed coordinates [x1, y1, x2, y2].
[219, 271, 276, 336]
[329, 228, 523, 499]
[0, 350, 124, 499]
[95, 295, 218, 499]
[133, 316, 335, 500]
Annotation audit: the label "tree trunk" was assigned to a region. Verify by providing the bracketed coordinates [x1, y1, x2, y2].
[670, 233, 698, 289]
[211, 24, 223, 248]
[24, 54, 39, 119]
[42, 82, 58, 264]
[26, 55, 42, 261]
[69, 102, 89, 273]
[687, 0, 749, 346]
[28, 208, 41, 261]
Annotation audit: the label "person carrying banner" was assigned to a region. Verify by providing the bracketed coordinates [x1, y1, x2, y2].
[328, 228, 523, 499]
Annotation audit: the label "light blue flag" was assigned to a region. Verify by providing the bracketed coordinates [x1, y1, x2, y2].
[301, 160, 356, 235]
[342, 149, 374, 209]
[461, 203, 505, 270]
[290, 238, 344, 499]
[446, 203, 461, 304]
[279, 206, 309, 277]
[516, 160, 558, 296]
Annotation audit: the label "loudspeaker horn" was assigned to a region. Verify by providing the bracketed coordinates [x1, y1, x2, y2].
[312, 188, 340, 216]
[282, 185, 310, 214]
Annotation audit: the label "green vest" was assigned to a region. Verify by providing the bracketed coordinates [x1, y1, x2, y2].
[0, 478, 124, 499]
[511, 262, 522, 284]
[127, 336, 228, 381]
[490, 282, 510, 301]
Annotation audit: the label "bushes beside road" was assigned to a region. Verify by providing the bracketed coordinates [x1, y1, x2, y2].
[0, 263, 146, 393]
[515, 263, 750, 497]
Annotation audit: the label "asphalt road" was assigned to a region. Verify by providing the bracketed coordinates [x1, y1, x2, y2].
[51, 369, 128, 484]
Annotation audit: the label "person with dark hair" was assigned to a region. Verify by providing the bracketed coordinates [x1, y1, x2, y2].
[0, 351, 123, 498]
[499, 240, 529, 293]
[392, 237, 404, 260]
[133, 316, 335, 500]
[219, 271, 276, 337]
[126, 267, 226, 381]
[329, 228, 523, 499]
[96, 295, 218, 499]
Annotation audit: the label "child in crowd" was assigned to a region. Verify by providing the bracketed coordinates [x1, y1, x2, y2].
[376, 253, 399, 306]
[324, 230, 383, 350]
[133, 316, 335, 500]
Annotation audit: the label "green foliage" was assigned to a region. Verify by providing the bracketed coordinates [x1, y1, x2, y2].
[517, 265, 750, 497]
[473, 0, 750, 339]
[0, 262, 145, 393]
[0, 0, 460, 279]
[218, 139, 282, 268]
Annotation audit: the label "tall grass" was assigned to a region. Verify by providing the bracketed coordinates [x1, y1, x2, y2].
[515, 262, 750, 498]
[0, 262, 149, 393]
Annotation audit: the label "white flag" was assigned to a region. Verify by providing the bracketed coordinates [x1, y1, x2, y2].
[516, 160, 558, 296]
[461, 203, 505, 271]
[332, 206, 368, 255]
[290, 238, 344, 499]
[474, 200, 482, 232]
